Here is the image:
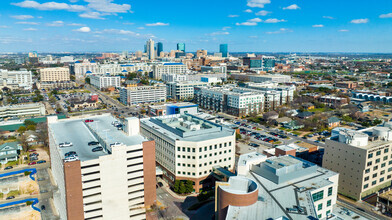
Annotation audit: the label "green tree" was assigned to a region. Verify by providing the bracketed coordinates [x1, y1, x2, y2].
[85, 77, 91, 84]
[26, 125, 36, 131]
[179, 181, 186, 194]
[236, 133, 242, 140]
[17, 126, 26, 134]
[173, 180, 180, 193]
[24, 120, 37, 127]
[185, 180, 194, 193]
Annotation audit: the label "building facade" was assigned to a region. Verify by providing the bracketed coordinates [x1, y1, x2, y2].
[40, 67, 70, 82]
[90, 75, 121, 89]
[47, 114, 156, 220]
[140, 114, 236, 192]
[152, 63, 188, 80]
[120, 86, 166, 106]
[0, 103, 45, 118]
[0, 69, 33, 90]
[166, 81, 208, 100]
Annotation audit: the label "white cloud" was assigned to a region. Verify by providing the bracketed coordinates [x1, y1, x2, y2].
[23, 28, 37, 31]
[228, 14, 239, 18]
[339, 29, 349, 32]
[68, 23, 85, 26]
[79, 11, 106, 19]
[380, 13, 392, 18]
[247, 0, 271, 8]
[264, 18, 286, 23]
[84, 0, 131, 13]
[222, 26, 231, 30]
[351, 18, 369, 24]
[123, 22, 134, 25]
[46, 20, 64, 26]
[0, 26, 9, 28]
[146, 22, 169, 26]
[208, 31, 230, 36]
[312, 24, 324, 28]
[101, 29, 143, 37]
[283, 4, 300, 10]
[73, 26, 91, 32]
[137, 27, 145, 29]
[12, 0, 87, 12]
[266, 28, 292, 34]
[244, 9, 253, 13]
[255, 10, 270, 16]
[323, 16, 335, 19]
[236, 22, 258, 26]
[249, 35, 258, 38]
[248, 18, 262, 23]
[11, 15, 34, 20]
[16, 21, 39, 25]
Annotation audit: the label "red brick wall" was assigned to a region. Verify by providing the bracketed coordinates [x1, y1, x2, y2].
[143, 140, 157, 208]
[217, 187, 258, 220]
[64, 160, 84, 220]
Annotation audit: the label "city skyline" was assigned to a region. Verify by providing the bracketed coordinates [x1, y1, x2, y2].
[0, 0, 391, 53]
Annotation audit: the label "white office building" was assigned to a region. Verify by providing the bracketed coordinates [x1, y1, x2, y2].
[140, 114, 236, 192]
[74, 60, 99, 79]
[0, 69, 33, 90]
[152, 63, 188, 80]
[90, 75, 121, 89]
[249, 74, 291, 83]
[166, 81, 208, 100]
[0, 103, 45, 118]
[120, 86, 166, 106]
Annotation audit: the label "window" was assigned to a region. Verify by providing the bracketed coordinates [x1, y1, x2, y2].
[372, 180, 377, 186]
[177, 147, 181, 151]
[382, 163, 386, 168]
[385, 148, 389, 153]
[367, 161, 372, 166]
[364, 184, 369, 189]
[376, 159, 380, 163]
[380, 177, 385, 182]
[177, 163, 181, 166]
[318, 214, 322, 219]
[229, 142, 232, 146]
[377, 151, 381, 156]
[209, 146, 212, 150]
[373, 173, 378, 178]
[389, 167, 392, 172]
[381, 170, 385, 175]
[204, 147, 207, 151]
[182, 147, 185, 152]
[318, 203, 323, 211]
[328, 187, 333, 196]
[187, 147, 190, 152]
[192, 148, 195, 153]
[368, 153, 373, 159]
[365, 169, 370, 174]
[199, 147, 202, 152]
[177, 155, 180, 158]
[384, 156, 388, 161]
[374, 166, 378, 171]
[327, 200, 332, 207]
[364, 176, 369, 181]
[214, 145, 217, 149]
[312, 191, 324, 202]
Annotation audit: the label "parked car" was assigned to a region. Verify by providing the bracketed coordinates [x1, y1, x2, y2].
[85, 119, 94, 123]
[6, 196, 15, 200]
[65, 151, 77, 157]
[59, 142, 73, 147]
[37, 160, 46, 164]
[5, 166, 13, 170]
[88, 141, 99, 146]
[92, 147, 103, 152]
[28, 162, 36, 165]
[41, 205, 46, 210]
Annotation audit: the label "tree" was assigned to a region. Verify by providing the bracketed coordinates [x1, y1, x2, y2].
[173, 180, 180, 193]
[236, 133, 242, 140]
[24, 120, 37, 127]
[185, 180, 194, 193]
[36, 123, 49, 147]
[17, 126, 26, 134]
[179, 181, 186, 194]
[26, 125, 36, 131]
[85, 77, 91, 84]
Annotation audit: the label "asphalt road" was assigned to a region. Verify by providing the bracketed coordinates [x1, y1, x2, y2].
[337, 199, 388, 220]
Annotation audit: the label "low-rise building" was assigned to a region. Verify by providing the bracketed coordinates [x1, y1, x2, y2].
[0, 103, 45, 118]
[215, 154, 339, 220]
[0, 69, 33, 90]
[152, 63, 188, 80]
[0, 142, 22, 164]
[120, 85, 166, 106]
[48, 114, 156, 220]
[140, 114, 236, 192]
[166, 81, 208, 100]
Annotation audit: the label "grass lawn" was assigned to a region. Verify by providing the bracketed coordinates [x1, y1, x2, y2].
[292, 131, 301, 135]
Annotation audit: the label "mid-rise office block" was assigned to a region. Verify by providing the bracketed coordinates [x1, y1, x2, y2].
[48, 114, 156, 220]
[152, 63, 188, 80]
[0, 69, 33, 90]
[323, 125, 392, 200]
[140, 114, 236, 192]
[0, 103, 45, 118]
[120, 86, 166, 106]
[90, 75, 121, 89]
[40, 67, 70, 82]
[166, 81, 208, 100]
[249, 74, 291, 83]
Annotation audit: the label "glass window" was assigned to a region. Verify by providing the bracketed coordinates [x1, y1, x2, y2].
[377, 151, 381, 156]
[364, 184, 369, 189]
[327, 200, 332, 207]
[318, 203, 323, 211]
[372, 180, 377, 185]
[385, 148, 389, 153]
[312, 191, 324, 202]
[380, 177, 385, 182]
[368, 153, 373, 159]
[376, 159, 380, 163]
[328, 187, 333, 196]
[365, 169, 370, 173]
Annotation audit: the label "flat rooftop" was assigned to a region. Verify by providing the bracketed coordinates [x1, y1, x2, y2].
[141, 114, 234, 142]
[49, 114, 147, 162]
[226, 162, 337, 220]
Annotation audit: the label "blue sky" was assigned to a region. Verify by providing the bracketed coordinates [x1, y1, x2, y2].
[0, 0, 391, 53]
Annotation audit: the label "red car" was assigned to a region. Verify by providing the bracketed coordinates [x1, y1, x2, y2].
[85, 119, 94, 123]
[28, 162, 36, 165]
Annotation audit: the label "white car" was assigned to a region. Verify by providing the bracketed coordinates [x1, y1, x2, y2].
[59, 142, 73, 148]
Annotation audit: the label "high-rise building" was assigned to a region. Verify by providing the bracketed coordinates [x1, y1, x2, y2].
[140, 113, 236, 192]
[48, 114, 156, 220]
[40, 67, 70, 82]
[146, 39, 155, 60]
[177, 43, 185, 53]
[156, 42, 163, 57]
[219, 44, 228, 58]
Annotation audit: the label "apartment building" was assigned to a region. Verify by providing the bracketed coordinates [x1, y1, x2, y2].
[166, 81, 208, 100]
[194, 84, 294, 117]
[216, 153, 339, 220]
[40, 67, 70, 82]
[0, 103, 45, 118]
[74, 60, 99, 79]
[0, 69, 33, 90]
[120, 85, 166, 106]
[90, 75, 121, 89]
[152, 63, 188, 80]
[140, 114, 236, 192]
[249, 74, 291, 83]
[47, 114, 156, 220]
[323, 125, 392, 200]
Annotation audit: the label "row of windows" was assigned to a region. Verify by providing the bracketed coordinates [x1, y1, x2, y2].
[317, 200, 332, 211]
[368, 148, 389, 159]
[177, 157, 232, 168]
[177, 142, 232, 153]
[177, 165, 232, 176]
[312, 187, 333, 202]
[177, 150, 232, 160]
[363, 175, 392, 189]
[367, 159, 392, 167]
